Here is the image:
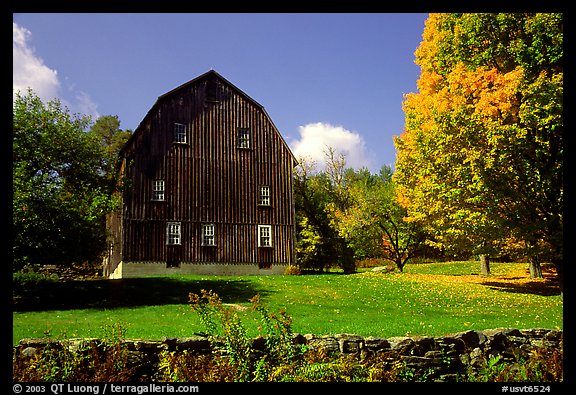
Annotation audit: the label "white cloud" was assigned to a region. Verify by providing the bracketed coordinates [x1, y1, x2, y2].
[72, 90, 100, 119]
[289, 122, 375, 170]
[12, 22, 100, 119]
[13, 22, 60, 101]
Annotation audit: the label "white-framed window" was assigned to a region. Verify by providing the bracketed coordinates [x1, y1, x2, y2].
[152, 179, 165, 201]
[202, 224, 216, 246]
[237, 128, 250, 149]
[258, 225, 272, 247]
[258, 185, 270, 206]
[166, 222, 181, 245]
[174, 123, 187, 144]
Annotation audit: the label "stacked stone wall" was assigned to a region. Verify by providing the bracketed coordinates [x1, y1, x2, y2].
[14, 328, 562, 381]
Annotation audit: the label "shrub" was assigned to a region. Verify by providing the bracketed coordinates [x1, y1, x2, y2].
[463, 348, 563, 382]
[284, 265, 302, 275]
[156, 351, 237, 382]
[12, 323, 134, 381]
[13, 270, 58, 293]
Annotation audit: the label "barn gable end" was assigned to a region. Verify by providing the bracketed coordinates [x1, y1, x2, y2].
[103, 70, 296, 278]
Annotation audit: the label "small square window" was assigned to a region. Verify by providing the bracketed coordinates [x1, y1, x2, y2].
[237, 128, 250, 149]
[258, 185, 270, 206]
[174, 123, 187, 144]
[152, 180, 165, 201]
[166, 222, 181, 245]
[258, 225, 272, 247]
[202, 224, 216, 246]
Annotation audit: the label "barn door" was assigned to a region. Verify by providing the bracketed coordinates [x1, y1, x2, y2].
[166, 246, 182, 268]
[258, 248, 272, 269]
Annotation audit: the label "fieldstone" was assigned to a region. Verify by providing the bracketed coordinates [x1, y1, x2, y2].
[126, 350, 147, 367]
[364, 336, 391, 351]
[424, 350, 442, 360]
[485, 330, 510, 351]
[520, 328, 550, 338]
[67, 338, 99, 353]
[133, 340, 164, 352]
[335, 333, 364, 353]
[175, 336, 211, 351]
[468, 347, 484, 367]
[411, 336, 435, 356]
[401, 355, 440, 370]
[543, 330, 562, 347]
[388, 336, 414, 353]
[21, 347, 38, 359]
[251, 335, 266, 351]
[311, 336, 339, 354]
[162, 337, 178, 350]
[292, 333, 307, 345]
[453, 330, 487, 349]
[500, 328, 523, 337]
[304, 333, 317, 342]
[435, 336, 465, 355]
[19, 338, 59, 348]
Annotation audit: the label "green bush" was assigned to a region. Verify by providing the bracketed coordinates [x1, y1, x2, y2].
[13, 270, 58, 294]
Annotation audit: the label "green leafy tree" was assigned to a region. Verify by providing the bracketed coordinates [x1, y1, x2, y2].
[331, 165, 427, 272]
[294, 152, 354, 273]
[12, 89, 128, 271]
[88, 115, 132, 190]
[394, 13, 562, 283]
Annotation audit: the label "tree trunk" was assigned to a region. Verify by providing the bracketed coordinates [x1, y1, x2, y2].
[480, 254, 490, 276]
[396, 258, 404, 273]
[528, 255, 543, 278]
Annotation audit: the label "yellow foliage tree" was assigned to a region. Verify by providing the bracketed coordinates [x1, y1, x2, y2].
[394, 13, 563, 283]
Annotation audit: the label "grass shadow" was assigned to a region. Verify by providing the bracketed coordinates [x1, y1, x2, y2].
[481, 264, 561, 296]
[13, 277, 270, 312]
[482, 278, 561, 296]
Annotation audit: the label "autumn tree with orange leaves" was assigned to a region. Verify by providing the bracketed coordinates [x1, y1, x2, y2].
[394, 14, 563, 286]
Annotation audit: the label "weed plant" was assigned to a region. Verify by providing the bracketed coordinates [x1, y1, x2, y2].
[173, 289, 306, 382]
[13, 323, 134, 382]
[463, 348, 563, 382]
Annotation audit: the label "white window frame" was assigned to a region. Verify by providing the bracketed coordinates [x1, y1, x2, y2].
[237, 128, 250, 149]
[152, 179, 165, 201]
[258, 185, 271, 206]
[166, 222, 181, 245]
[258, 225, 272, 248]
[174, 123, 187, 144]
[202, 224, 216, 246]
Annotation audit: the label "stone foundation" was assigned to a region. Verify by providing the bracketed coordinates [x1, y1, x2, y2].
[110, 261, 288, 278]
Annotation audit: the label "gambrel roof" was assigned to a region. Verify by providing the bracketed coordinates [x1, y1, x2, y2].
[120, 69, 296, 164]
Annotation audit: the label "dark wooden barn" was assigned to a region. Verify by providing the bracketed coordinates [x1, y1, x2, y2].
[103, 70, 297, 278]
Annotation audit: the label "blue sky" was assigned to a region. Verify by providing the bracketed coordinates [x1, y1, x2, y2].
[13, 13, 429, 172]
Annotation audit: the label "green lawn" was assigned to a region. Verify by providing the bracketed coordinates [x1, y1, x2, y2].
[12, 262, 562, 345]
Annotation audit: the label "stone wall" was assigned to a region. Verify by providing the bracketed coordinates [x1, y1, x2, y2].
[14, 328, 562, 381]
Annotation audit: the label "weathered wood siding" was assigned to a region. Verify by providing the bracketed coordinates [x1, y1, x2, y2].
[107, 72, 296, 274]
